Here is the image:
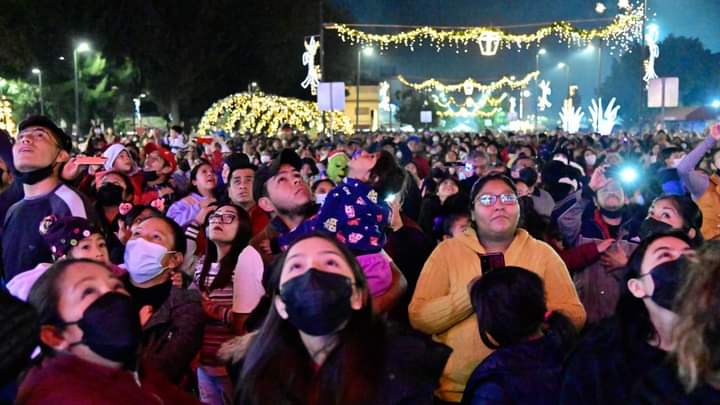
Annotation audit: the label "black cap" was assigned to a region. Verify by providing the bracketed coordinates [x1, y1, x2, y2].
[253, 149, 302, 202]
[18, 115, 72, 152]
[225, 153, 257, 175]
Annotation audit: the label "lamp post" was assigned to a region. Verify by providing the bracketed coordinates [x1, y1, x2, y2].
[534, 48, 546, 129]
[73, 42, 90, 138]
[557, 62, 570, 98]
[355, 47, 374, 132]
[31, 68, 44, 115]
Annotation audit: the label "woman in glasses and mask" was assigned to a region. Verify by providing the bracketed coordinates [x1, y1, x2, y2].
[191, 203, 265, 405]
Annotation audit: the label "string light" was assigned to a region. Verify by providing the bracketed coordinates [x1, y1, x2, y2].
[432, 93, 508, 110]
[198, 92, 354, 136]
[331, 2, 643, 55]
[398, 71, 540, 93]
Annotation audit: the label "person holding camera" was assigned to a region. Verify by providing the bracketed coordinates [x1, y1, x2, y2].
[556, 165, 642, 324]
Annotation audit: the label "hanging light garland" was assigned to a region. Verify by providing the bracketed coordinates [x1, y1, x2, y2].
[432, 93, 508, 110]
[437, 106, 502, 118]
[198, 92, 354, 136]
[330, 2, 644, 55]
[399, 71, 540, 93]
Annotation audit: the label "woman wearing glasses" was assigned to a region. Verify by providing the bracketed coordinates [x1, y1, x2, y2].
[192, 203, 265, 405]
[409, 174, 586, 403]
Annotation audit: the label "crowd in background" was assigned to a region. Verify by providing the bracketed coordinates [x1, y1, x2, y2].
[2, 115, 720, 404]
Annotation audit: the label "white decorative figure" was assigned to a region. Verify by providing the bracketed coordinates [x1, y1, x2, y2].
[617, 0, 630, 9]
[379, 81, 390, 111]
[477, 31, 501, 56]
[589, 97, 621, 135]
[507, 97, 518, 121]
[559, 104, 584, 134]
[301, 36, 321, 95]
[643, 25, 660, 85]
[537, 80, 552, 111]
[463, 79, 474, 96]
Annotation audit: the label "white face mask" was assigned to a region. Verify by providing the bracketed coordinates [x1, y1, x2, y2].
[124, 238, 174, 284]
[671, 157, 684, 168]
[260, 155, 271, 163]
[585, 155, 597, 166]
[315, 192, 328, 206]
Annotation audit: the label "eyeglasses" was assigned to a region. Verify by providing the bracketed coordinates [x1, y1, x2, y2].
[475, 193, 518, 207]
[208, 213, 236, 224]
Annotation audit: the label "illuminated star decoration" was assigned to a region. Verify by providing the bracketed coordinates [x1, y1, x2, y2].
[589, 97, 621, 135]
[537, 80, 552, 111]
[301, 36, 321, 95]
[559, 103, 584, 134]
[617, 0, 631, 10]
[643, 24, 659, 86]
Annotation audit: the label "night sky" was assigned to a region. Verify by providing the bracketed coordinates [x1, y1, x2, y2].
[329, 0, 720, 113]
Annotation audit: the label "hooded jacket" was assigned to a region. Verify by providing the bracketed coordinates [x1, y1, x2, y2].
[408, 229, 586, 402]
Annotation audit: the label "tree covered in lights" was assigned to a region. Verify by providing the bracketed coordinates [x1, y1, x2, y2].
[198, 92, 354, 136]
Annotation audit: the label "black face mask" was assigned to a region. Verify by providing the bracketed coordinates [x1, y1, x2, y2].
[600, 207, 624, 219]
[142, 170, 159, 182]
[12, 164, 56, 185]
[279, 268, 354, 336]
[63, 292, 142, 366]
[639, 217, 675, 240]
[641, 258, 686, 311]
[96, 183, 125, 207]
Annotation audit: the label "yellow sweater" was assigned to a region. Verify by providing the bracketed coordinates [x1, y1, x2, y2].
[408, 229, 586, 402]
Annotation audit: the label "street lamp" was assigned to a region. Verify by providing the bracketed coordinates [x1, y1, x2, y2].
[32, 68, 44, 115]
[355, 47, 374, 131]
[557, 62, 570, 98]
[73, 41, 91, 138]
[534, 49, 546, 129]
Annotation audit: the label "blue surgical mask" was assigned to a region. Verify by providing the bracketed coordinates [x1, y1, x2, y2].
[315, 192, 328, 206]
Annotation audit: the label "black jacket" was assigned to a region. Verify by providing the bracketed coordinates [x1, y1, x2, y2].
[560, 318, 666, 405]
[462, 334, 565, 405]
[630, 362, 720, 405]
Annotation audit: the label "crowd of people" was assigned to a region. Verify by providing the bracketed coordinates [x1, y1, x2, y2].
[2, 114, 720, 404]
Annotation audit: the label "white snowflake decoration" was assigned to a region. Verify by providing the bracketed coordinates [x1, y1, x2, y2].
[301, 36, 321, 95]
[559, 104, 584, 134]
[589, 97, 621, 135]
[537, 80, 552, 111]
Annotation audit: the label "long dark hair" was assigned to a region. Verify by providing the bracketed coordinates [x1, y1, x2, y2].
[189, 159, 217, 198]
[240, 232, 385, 404]
[617, 230, 693, 347]
[199, 203, 251, 291]
[469, 266, 576, 352]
